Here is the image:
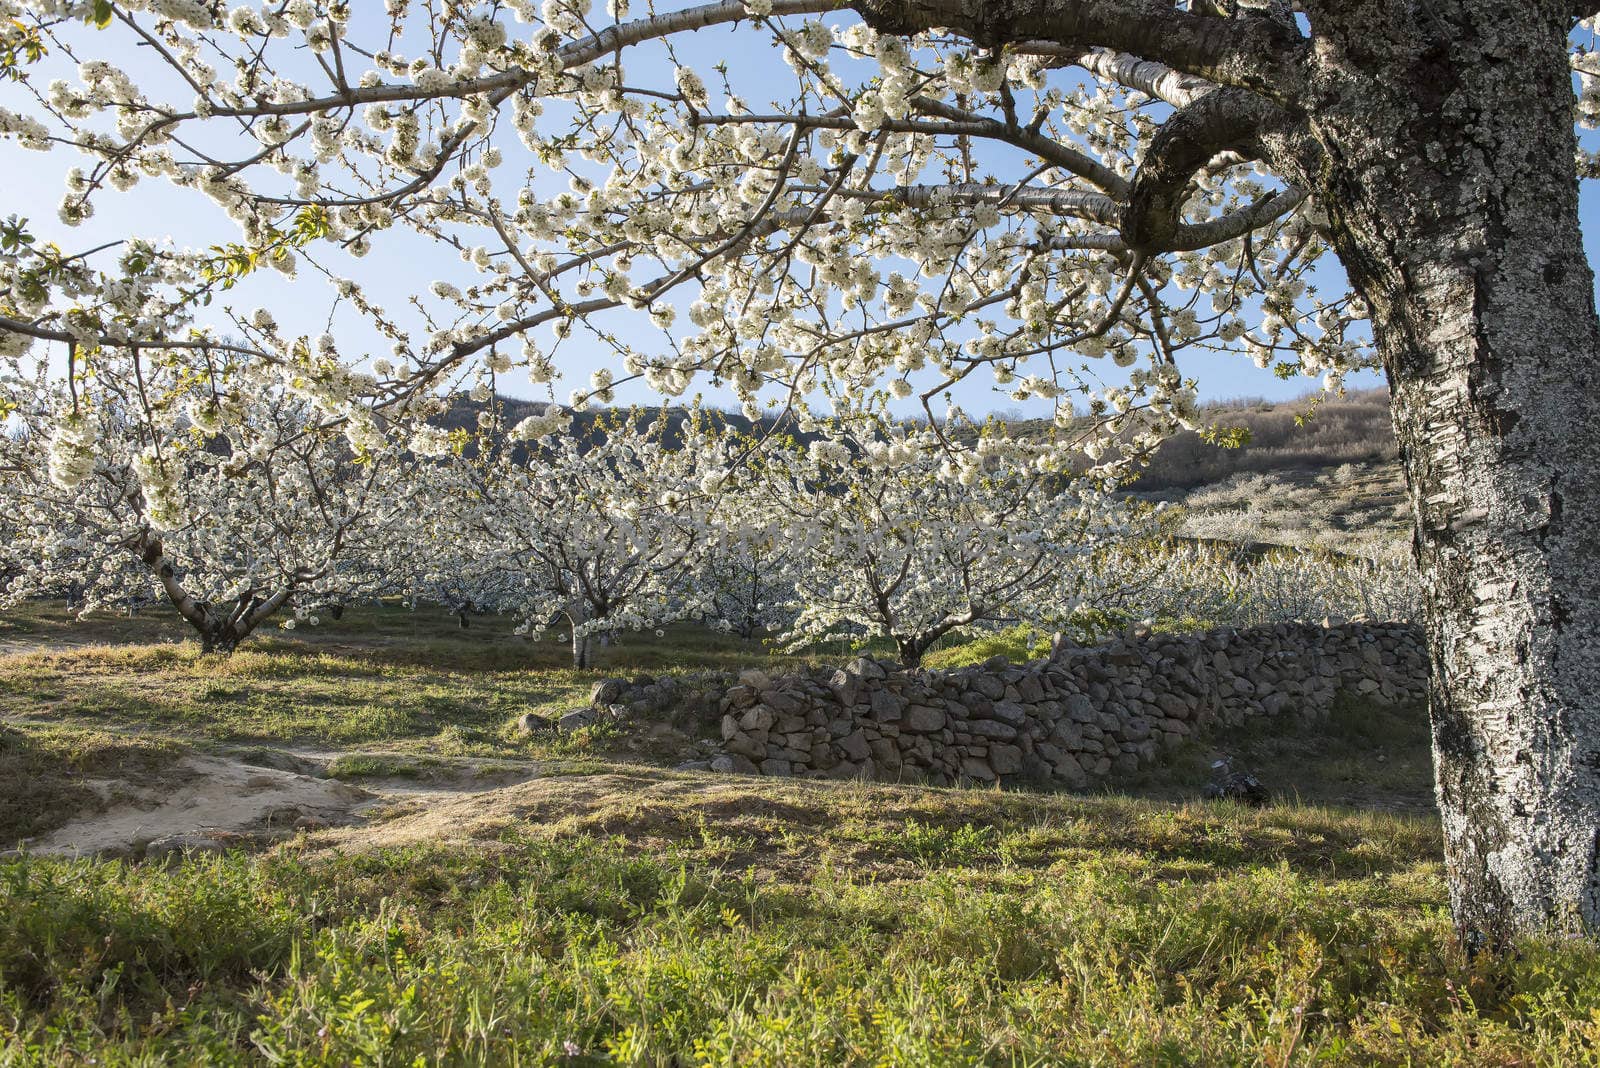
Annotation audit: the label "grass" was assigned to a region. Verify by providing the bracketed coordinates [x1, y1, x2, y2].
[3, 778, 1600, 1064]
[5, 598, 1600, 1063]
[0, 602, 812, 759]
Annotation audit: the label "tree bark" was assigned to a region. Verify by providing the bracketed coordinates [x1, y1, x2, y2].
[1272, 0, 1600, 945]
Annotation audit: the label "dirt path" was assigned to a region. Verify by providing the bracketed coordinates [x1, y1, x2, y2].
[16, 748, 546, 859]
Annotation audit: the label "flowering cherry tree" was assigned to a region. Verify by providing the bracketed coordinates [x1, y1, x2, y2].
[0, 365, 410, 652]
[2, 0, 1599, 940]
[753, 426, 1121, 666]
[696, 524, 798, 641]
[431, 409, 721, 667]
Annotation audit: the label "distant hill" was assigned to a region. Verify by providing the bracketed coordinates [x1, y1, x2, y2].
[1126, 390, 1410, 559]
[1129, 388, 1396, 492]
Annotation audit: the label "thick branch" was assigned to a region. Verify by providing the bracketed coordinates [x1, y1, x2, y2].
[852, 0, 1306, 98]
[1120, 87, 1283, 252]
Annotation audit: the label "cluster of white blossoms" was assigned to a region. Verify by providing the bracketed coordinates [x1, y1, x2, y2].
[0, 0, 1383, 480]
[46, 410, 97, 489]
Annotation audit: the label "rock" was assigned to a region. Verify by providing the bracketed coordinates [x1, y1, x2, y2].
[674, 760, 713, 772]
[590, 679, 627, 705]
[1205, 760, 1269, 806]
[960, 758, 997, 783]
[558, 708, 597, 732]
[739, 668, 773, 691]
[760, 758, 794, 777]
[870, 689, 907, 721]
[849, 657, 887, 680]
[764, 689, 806, 715]
[721, 713, 742, 741]
[1065, 694, 1096, 723]
[989, 744, 1024, 776]
[967, 719, 1018, 741]
[145, 834, 227, 858]
[710, 755, 737, 774]
[989, 700, 1028, 726]
[516, 711, 555, 735]
[738, 705, 776, 733]
[828, 669, 860, 707]
[973, 674, 1006, 701]
[725, 732, 766, 760]
[904, 704, 946, 733]
[839, 730, 873, 762]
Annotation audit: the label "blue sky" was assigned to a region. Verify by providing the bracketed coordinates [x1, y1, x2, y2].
[13, 7, 1593, 417]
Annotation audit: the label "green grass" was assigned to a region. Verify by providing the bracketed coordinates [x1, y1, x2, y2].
[2, 777, 1598, 1064]
[5, 598, 1599, 1063]
[0, 603, 812, 759]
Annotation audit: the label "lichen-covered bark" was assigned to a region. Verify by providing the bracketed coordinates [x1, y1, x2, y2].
[1273, 0, 1600, 944]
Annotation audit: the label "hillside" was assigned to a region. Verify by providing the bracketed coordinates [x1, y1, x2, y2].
[1131, 388, 1397, 491]
[1128, 389, 1411, 559]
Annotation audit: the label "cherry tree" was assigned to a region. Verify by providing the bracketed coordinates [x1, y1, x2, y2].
[1, 0, 1598, 940]
[0, 365, 410, 652]
[433, 409, 720, 667]
[696, 527, 798, 641]
[754, 426, 1121, 666]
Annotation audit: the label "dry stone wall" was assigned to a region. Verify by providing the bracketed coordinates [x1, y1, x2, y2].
[588, 622, 1427, 787]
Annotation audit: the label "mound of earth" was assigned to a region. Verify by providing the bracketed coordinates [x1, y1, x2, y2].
[24, 755, 374, 859]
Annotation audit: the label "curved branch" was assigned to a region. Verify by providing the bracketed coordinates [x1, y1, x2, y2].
[1120, 87, 1283, 252]
[852, 0, 1307, 99]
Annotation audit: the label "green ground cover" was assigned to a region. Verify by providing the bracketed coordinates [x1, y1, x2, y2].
[2, 601, 1595, 1065]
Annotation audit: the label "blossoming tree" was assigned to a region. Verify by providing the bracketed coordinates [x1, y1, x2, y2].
[752, 426, 1121, 666]
[431, 409, 722, 667]
[2, 0, 1599, 940]
[0, 363, 410, 652]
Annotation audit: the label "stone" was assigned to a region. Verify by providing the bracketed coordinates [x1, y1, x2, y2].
[739, 668, 773, 691]
[962, 693, 994, 719]
[973, 674, 1006, 700]
[904, 704, 946, 732]
[517, 711, 555, 734]
[725, 732, 766, 760]
[989, 744, 1024, 776]
[760, 758, 794, 777]
[828, 669, 860, 707]
[1205, 761, 1270, 806]
[709, 755, 737, 774]
[989, 700, 1028, 726]
[763, 689, 806, 715]
[967, 719, 1018, 741]
[674, 759, 713, 772]
[720, 713, 742, 741]
[739, 705, 776, 733]
[870, 689, 907, 721]
[850, 657, 887, 680]
[146, 834, 226, 858]
[839, 729, 873, 762]
[1066, 694, 1096, 723]
[590, 679, 627, 705]
[960, 758, 997, 782]
[558, 708, 597, 732]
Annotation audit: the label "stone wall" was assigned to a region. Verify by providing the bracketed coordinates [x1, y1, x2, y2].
[588, 622, 1428, 788]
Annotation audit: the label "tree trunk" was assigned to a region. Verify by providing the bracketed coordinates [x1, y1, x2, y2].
[894, 635, 925, 668]
[196, 617, 243, 656]
[1277, 0, 1600, 944]
[572, 630, 592, 669]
